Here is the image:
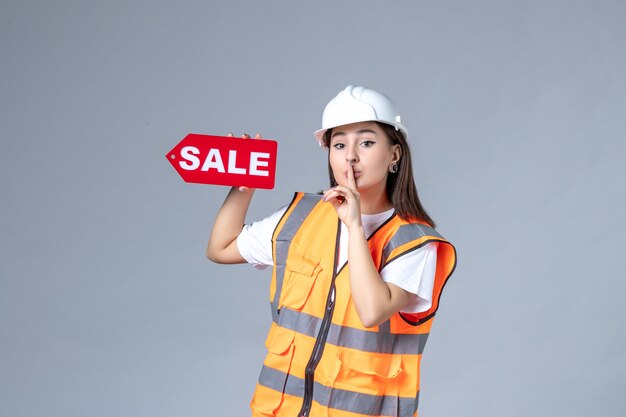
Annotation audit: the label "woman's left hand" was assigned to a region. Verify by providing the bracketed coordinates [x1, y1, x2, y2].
[323, 163, 362, 229]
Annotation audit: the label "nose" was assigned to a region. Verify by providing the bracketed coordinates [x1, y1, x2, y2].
[346, 145, 358, 165]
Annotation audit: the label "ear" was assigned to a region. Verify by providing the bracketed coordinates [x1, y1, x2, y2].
[392, 144, 402, 164]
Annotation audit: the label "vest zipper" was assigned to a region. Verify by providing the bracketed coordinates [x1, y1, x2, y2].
[297, 220, 341, 417]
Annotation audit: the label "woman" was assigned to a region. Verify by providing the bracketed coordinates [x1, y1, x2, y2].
[207, 85, 457, 417]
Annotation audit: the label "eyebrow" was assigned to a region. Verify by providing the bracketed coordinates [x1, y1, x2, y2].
[331, 128, 378, 138]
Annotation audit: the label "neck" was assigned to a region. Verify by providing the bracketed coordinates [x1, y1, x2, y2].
[358, 189, 393, 214]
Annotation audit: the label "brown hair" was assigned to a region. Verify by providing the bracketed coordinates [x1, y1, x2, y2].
[323, 122, 436, 227]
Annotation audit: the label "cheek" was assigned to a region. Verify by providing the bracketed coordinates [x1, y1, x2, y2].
[328, 153, 346, 184]
[329, 153, 343, 173]
[372, 154, 392, 170]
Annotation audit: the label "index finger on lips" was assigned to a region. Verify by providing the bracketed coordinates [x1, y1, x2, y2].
[347, 162, 357, 190]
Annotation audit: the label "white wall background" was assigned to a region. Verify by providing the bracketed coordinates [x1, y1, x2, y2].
[1, 1, 625, 416]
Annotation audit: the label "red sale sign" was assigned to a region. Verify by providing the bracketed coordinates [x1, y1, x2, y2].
[166, 134, 278, 189]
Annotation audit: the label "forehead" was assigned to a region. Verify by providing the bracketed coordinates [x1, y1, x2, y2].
[331, 121, 384, 136]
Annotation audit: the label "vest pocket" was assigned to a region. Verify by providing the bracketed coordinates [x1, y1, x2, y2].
[329, 352, 403, 416]
[265, 325, 296, 355]
[251, 326, 297, 415]
[279, 252, 321, 310]
[341, 350, 402, 379]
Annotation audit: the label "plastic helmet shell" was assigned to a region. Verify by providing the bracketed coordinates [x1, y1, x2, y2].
[314, 85, 408, 147]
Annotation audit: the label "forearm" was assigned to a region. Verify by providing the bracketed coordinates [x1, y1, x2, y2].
[347, 225, 407, 328]
[206, 187, 255, 263]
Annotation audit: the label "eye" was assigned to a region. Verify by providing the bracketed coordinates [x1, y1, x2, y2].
[360, 140, 376, 147]
[332, 143, 345, 150]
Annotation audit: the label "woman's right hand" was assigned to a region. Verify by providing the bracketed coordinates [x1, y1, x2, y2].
[227, 132, 262, 193]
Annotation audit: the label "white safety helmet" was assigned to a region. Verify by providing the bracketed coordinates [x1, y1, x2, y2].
[314, 85, 408, 147]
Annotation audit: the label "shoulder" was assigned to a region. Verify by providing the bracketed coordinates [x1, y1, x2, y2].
[380, 216, 450, 265]
[394, 218, 444, 239]
[279, 192, 327, 223]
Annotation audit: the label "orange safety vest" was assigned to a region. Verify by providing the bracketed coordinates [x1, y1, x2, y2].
[250, 192, 457, 417]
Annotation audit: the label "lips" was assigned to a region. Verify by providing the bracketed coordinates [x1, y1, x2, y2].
[344, 171, 362, 178]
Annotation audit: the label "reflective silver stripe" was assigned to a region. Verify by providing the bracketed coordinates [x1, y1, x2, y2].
[277, 308, 429, 355]
[271, 193, 322, 321]
[378, 319, 391, 334]
[381, 223, 444, 268]
[259, 365, 418, 417]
